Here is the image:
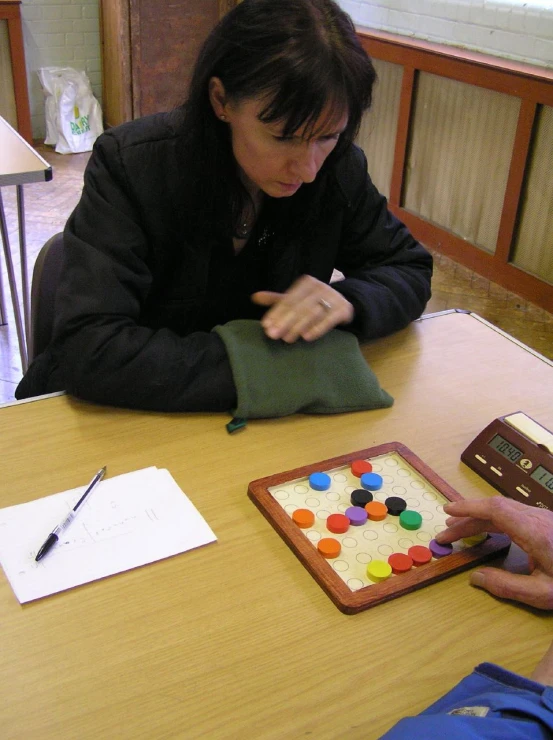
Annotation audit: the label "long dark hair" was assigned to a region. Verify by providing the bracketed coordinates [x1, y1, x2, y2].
[178, 0, 376, 237]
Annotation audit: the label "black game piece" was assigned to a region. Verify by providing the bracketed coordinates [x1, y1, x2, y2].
[351, 489, 373, 507]
[385, 496, 407, 516]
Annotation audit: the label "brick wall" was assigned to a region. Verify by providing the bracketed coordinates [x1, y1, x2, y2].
[338, 0, 553, 69]
[20, 0, 101, 140]
[20, 0, 552, 140]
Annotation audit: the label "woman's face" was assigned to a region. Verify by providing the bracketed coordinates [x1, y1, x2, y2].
[210, 82, 348, 198]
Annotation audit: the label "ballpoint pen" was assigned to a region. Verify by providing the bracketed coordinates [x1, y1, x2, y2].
[35, 466, 107, 562]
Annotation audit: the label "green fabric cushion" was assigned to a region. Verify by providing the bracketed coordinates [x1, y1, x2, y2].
[213, 319, 393, 419]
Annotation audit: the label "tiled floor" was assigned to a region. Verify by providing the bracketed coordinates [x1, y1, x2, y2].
[1, 144, 552, 405]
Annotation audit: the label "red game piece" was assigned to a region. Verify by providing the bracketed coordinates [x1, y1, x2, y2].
[408, 545, 433, 566]
[351, 459, 373, 477]
[327, 513, 350, 534]
[388, 552, 413, 574]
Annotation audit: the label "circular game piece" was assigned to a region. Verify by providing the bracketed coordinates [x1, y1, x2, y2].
[388, 552, 413, 574]
[351, 489, 373, 507]
[345, 506, 368, 526]
[309, 472, 331, 491]
[399, 510, 423, 531]
[367, 560, 392, 582]
[360, 472, 383, 491]
[327, 513, 350, 534]
[365, 501, 388, 521]
[318, 537, 341, 558]
[462, 532, 488, 547]
[385, 496, 407, 516]
[408, 545, 432, 566]
[429, 539, 453, 558]
[351, 459, 373, 477]
[292, 509, 315, 529]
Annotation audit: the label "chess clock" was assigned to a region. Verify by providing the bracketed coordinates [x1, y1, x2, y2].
[461, 412, 553, 509]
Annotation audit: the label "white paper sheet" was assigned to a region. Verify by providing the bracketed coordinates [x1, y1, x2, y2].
[0, 466, 217, 603]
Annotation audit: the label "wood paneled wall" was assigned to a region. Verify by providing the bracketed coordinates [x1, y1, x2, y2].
[358, 29, 553, 314]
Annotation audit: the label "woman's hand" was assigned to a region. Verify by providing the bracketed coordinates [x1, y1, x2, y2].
[252, 275, 354, 342]
[435, 496, 553, 610]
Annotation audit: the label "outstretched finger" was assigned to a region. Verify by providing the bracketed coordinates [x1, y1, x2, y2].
[443, 497, 553, 559]
[435, 516, 497, 545]
[470, 567, 553, 611]
[251, 291, 283, 307]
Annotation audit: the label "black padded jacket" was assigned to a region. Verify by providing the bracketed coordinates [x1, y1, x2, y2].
[16, 111, 433, 411]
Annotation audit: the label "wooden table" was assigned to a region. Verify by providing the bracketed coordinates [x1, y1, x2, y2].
[0, 115, 52, 371]
[1, 311, 552, 739]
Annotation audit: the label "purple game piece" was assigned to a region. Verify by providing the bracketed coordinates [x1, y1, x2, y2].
[429, 539, 453, 558]
[345, 506, 368, 526]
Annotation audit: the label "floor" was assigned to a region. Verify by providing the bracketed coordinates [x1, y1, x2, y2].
[1, 144, 552, 405]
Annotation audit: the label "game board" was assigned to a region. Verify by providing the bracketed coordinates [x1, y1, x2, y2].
[248, 442, 511, 614]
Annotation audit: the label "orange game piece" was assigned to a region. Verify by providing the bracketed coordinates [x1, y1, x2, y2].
[318, 538, 341, 559]
[327, 513, 350, 534]
[365, 501, 387, 521]
[351, 459, 373, 477]
[408, 545, 433, 566]
[388, 552, 413, 574]
[292, 509, 315, 528]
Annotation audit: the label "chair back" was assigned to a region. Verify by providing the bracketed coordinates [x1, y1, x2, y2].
[29, 233, 64, 362]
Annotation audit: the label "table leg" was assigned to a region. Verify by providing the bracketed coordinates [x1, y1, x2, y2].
[16, 185, 30, 341]
[0, 242, 6, 325]
[0, 188, 29, 372]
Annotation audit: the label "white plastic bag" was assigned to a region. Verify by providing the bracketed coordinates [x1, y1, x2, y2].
[38, 67, 103, 154]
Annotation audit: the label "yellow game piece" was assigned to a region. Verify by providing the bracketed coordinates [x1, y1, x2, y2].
[462, 532, 488, 546]
[367, 560, 392, 582]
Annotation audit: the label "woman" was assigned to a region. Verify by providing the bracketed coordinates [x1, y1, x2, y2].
[17, 0, 432, 412]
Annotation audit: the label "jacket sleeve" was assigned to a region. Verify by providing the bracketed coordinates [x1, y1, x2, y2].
[50, 132, 236, 412]
[377, 662, 553, 739]
[330, 146, 433, 340]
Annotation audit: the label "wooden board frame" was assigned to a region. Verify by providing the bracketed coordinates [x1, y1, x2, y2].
[248, 442, 511, 614]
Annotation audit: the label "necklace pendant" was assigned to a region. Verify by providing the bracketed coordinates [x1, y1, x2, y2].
[236, 221, 251, 239]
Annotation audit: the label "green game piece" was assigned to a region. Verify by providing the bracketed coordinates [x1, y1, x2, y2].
[399, 510, 423, 531]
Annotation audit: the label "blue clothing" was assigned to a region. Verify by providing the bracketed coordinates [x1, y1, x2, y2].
[380, 663, 553, 739]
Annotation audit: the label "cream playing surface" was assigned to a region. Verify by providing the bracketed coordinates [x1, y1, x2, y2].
[270, 451, 456, 591]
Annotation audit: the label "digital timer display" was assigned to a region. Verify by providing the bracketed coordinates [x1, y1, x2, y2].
[531, 465, 553, 493]
[462, 413, 553, 510]
[488, 434, 523, 463]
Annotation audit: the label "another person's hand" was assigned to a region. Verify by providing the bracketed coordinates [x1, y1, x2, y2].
[252, 275, 354, 342]
[435, 496, 553, 610]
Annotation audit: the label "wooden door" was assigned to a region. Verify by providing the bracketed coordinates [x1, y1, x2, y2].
[100, 0, 240, 128]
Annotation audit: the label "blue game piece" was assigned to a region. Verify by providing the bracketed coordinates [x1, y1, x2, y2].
[360, 472, 383, 491]
[309, 472, 331, 491]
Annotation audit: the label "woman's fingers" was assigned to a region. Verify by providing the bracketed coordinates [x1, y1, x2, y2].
[252, 276, 353, 342]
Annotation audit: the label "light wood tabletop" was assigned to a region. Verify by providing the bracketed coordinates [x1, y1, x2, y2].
[1, 310, 552, 739]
